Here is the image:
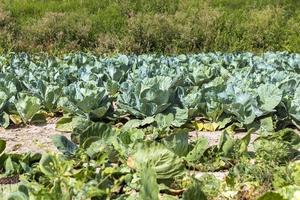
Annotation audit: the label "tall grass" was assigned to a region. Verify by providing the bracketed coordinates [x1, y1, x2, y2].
[0, 0, 300, 54]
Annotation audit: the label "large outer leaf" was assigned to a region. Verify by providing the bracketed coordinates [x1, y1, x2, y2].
[55, 115, 90, 132]
[258, 84, 282, 112]
[7, 193, 28, 200]
[123, 117, 155, 129]
[171, 107, 188, 127]
[163, 129, 189, 157]
[185, 137, 209, 162]
[39, 154, 61, 177]
[118, 76, 175, 117]
[43, 84, 62, 112]
[0, 77, 17, 111]
[177, 86, 202, 118]
[14, 94, 41, 123]
[39, 154, 71, 178]
[79, 122, 114, 147]
[60, 83, 111, 119]
[129, 142, 185, 180]
[227, 93, 257, 125]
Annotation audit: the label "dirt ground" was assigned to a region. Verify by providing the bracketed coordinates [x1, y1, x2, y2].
[0, 121, 70, 154]
[189, 131, 259, 151]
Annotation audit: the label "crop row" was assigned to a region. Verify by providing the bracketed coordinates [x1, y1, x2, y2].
[0, 52, 300, 199]
[0, 52, 299, 131]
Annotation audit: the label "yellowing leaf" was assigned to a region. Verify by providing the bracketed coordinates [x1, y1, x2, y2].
[194, 121, 204, 131]
[127, 156, 135, 169]
[46, 112, 55, 118]
[203, 122, 219, 131]
[9, 114, 22, 125]
[194, 121, 219, 131]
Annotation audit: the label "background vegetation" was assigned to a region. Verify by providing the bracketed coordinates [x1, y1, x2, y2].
[0, 0, 300, 54]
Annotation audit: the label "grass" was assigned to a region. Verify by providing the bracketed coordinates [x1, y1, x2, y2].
[0, 0, 300, 54]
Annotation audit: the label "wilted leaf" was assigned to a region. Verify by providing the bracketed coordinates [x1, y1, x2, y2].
[194, 121, 219, 132]
[185, 137, 209, 162]
[9, 114, 22, 125]
[194, 121, 204, 131]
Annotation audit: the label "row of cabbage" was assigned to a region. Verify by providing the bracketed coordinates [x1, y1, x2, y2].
[1, 123, 300, 199]
[1, 52, 300, 200]
[0, 52, 299, 131]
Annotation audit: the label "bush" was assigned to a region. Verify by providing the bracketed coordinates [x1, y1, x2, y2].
[0, 8, 16, 53]
[0, 0, 300, 54]
[16, 12, 94, 52]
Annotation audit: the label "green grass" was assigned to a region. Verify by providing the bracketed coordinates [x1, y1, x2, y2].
[1, 0, 300, 54]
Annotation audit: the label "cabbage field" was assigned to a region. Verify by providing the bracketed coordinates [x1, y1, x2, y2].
[0, 52, 300, 199]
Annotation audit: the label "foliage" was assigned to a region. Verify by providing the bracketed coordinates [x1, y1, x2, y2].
[0, 52, 300, 199]
[1, 0, 300, 53]
[0, 52, 299, 131]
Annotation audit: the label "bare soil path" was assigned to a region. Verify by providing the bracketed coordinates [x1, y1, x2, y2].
[0, 121, 70, 154]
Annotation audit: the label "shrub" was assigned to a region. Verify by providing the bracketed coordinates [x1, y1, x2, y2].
[20, 12, 94, 51]
[0, 0, 300, 53]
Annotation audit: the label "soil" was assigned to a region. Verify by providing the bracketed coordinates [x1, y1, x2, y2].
[189, 130, 259, 151]
[0, 119, 70, 154]
[0, 175, 20, 185]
